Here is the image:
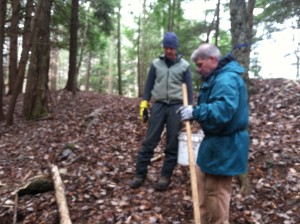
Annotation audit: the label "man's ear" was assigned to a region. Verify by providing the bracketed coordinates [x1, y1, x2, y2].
[210, 56, 218, 65]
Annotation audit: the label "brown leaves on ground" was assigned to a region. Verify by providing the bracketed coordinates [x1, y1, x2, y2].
[0, 78, 299, 224]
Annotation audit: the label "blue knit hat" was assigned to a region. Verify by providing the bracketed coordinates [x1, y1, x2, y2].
[162, 32, 178, 49]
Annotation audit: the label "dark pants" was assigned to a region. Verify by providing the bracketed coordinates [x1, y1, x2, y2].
[135, 102, 182, 178]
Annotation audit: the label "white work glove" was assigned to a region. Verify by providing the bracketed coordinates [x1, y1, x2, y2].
[177, 105, 193, 121]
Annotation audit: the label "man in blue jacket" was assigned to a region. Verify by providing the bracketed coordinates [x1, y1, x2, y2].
[178, 43, 249, 223]
[130, 32, 193, 191]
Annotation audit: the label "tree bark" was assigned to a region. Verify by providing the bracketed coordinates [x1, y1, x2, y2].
[8, 0, 20, 95]
[23, 0, 52, 120]
[230, 0, 256, 88]
[0, 0, 7, 121]
[230, 0, 248, 67]
[64, 0, 79, 96]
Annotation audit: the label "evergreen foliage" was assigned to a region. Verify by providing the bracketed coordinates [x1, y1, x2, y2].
[1, 0, 299, 106]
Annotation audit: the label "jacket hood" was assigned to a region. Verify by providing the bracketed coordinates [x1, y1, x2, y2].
[203, 54, 245, 81]
[217, 54, 245, 75]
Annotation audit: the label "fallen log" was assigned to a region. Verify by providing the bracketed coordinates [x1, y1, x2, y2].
[51, 164, 72, 224]
[16, 175, 54, 196]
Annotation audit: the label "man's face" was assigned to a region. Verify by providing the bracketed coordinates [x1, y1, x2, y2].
[195, 56, 217, 77]
[164, 47, 177, 60]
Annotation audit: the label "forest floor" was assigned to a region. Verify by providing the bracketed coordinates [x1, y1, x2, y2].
[0, 78, 299, 224]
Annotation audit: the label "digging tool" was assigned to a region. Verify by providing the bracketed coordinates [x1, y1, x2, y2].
[182, 83, 201, 224]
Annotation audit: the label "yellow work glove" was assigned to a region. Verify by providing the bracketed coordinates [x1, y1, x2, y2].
[139, 100, 149, 123]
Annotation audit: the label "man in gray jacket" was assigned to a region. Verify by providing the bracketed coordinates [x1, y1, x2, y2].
[130, 32, 193, 191]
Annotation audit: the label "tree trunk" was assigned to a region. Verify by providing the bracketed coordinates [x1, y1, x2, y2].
[0, 0, 7, 121]
[117, 5, 122, 96]
[8, 0, 20, 95]
[137, 0, 147, 98]
[137, 15, 142, 97]
[84, 51, 92, 91]
[230, 0, 256, 88]
[229, 0, 255, 196]
[296, 50, 299, 80]
[108, 32, 114, 94]
[50, 47, 58, 91]
[6, 0, 41, 126]
[168, 0, 174, 31]
[76, 15, 88, 88]
[174, 0, 181, 32]
[99, 54, 104, 93]
[214, 0, 221, 46]
[205, 6, 217, 43]
[64, 0, 79, 96]
[23, 0, 52, 120]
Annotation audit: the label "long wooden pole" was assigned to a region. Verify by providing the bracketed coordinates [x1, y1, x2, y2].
[182, 83, 201, 224]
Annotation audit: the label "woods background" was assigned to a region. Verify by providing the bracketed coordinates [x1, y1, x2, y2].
[0, 0, 299, 125]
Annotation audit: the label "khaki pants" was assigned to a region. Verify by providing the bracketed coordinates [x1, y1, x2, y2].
[196, 166, 232, 224]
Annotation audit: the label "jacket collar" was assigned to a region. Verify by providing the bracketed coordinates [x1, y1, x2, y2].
[202, 53, 235, 81]
[159, 53, 183, 64]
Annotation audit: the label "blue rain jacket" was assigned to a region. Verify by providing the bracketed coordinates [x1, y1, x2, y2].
[193, 55, 249, 176]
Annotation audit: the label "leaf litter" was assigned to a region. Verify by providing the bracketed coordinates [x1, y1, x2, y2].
[0, 78, 299, 223]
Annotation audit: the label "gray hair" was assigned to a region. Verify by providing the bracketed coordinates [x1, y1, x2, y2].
[191, 43, 222, 62]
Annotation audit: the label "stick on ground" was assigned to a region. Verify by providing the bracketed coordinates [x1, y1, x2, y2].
[51, 164, 72, 224]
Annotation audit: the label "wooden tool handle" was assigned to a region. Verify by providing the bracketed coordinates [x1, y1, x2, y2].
[182, 83, 201, 224]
